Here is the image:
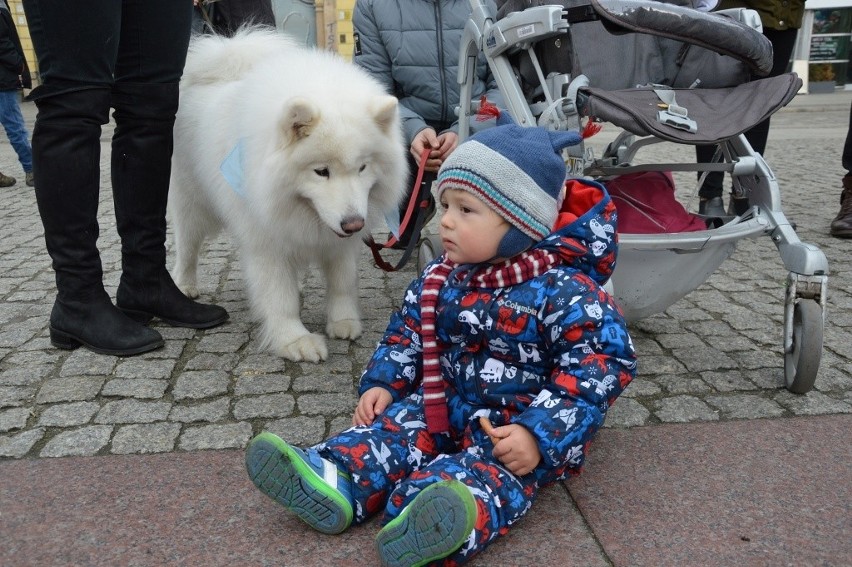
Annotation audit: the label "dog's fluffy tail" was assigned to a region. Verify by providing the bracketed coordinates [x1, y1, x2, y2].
[182, 27, 299, 87]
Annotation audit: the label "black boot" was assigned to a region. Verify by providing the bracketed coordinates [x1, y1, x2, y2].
[32, 89, 164, 355]
[830, 177, 852, 238]
[111, 82, 228, 329]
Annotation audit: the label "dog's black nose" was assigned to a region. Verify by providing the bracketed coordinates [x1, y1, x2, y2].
[341, 216, 365, 234]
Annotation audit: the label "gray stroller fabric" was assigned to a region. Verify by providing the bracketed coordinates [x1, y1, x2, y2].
[590, 0, 773, 76]
[495, 0, 769, 92]
[578, 73, 802, 144]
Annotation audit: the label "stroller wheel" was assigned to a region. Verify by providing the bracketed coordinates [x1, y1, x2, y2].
[784, 300, 823, 394]
[417, 235, 443, 273]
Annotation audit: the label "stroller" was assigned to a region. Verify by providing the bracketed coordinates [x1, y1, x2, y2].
[431, 0, 829, 393]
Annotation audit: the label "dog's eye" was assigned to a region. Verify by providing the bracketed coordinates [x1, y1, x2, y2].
[314, 167, 330, 178]
[359, 164, 366, 173]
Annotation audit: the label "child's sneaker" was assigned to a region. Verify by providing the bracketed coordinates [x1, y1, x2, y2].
[375, 479, 477, 567]
[245, 431, 354, 534]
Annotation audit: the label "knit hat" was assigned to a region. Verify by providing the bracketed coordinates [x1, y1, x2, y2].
[436, 113, 585, 259]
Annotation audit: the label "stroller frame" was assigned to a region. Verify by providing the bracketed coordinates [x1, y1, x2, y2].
[449, 0, 829, 393]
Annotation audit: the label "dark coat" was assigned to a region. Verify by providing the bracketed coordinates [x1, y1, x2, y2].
[0, 4, 30, 91]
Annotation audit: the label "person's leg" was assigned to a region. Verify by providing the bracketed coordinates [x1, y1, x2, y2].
[376, 444, 539, 566]
[831, 100, 852, 238]
[22, 0, 163, 355]
[111, 0, 227, 328]
[0, 90, 33, 176]
[245, 397, 448, 531]
[694, 143, 726, 217]
[729, 27, 800, 215]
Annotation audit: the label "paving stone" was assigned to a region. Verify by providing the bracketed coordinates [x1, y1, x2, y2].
[699, 370, 759, 392]
[604, 398, 650, 428]
[296, 393, 358, 416]
[178, 422, 253, 451]
[39, 425, 113, 457]
[329, 416, 353, 438]
[184, 353, 240, 372]
[37, 401, 100, 427]
[0, 428, 45, 458]
[101, 378, 169, 399]
[233, 355, 289, 375]
[656, 375, 714, 395]
[58, 352, 117, 377]
[670, 346, 738, 373]
[0, 385, 34, 408]
[653, 395, 720, 423]
[292, 372, 356, 394]
[36, 376, 106, 404]
[234, 374, 291, 396]
[169, 398, 231, 423]
[195, 332, 250, 353]
[172, 371, 230, 400]
[775, 390, 852, 416]
[232, 393, 295, 420]
[620, 378, 662, 398]
[705, 394, 786, 419]
[264, 416, 327, 446]
[637, 355, 686, 375]
[94, 400, 172, 424]
[0, 407, 30, 432]
[111, 422, 182, 454]
[114, 358, 178, 380]
[0, 365, 53, 386]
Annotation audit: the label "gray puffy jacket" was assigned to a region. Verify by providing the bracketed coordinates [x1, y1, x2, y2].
[352, 0, 500, 145]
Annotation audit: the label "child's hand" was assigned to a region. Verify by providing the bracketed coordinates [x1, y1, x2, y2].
[352, 387, 392, 426]
[487, 422, 542, 477]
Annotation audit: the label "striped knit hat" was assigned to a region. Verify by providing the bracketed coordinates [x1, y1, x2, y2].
[436, 116, 584, 258]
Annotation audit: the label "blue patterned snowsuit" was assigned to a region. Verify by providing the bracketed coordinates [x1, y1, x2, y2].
[315, 179, 636, 565]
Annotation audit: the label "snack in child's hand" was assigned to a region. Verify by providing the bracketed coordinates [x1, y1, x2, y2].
[479, 416, 499, 443]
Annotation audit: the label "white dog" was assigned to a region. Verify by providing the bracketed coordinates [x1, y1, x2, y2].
[169, 29, 406, 362]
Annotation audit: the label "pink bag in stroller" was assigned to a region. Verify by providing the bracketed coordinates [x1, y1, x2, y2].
[605, 171, 707, 234]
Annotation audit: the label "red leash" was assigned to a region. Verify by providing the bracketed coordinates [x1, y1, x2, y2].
[366, 147, 432, 272]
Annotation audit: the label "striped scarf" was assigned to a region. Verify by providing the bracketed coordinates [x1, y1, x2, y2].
[420, 248, 561, 433]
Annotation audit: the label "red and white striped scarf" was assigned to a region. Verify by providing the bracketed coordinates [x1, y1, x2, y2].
[420, 248, 561, 433]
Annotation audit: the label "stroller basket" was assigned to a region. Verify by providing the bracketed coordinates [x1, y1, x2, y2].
[452, 0, 829, 393]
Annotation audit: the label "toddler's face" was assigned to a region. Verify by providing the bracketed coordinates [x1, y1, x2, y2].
[438, 188, 510, 264]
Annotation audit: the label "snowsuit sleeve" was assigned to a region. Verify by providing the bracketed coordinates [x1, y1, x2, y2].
[513, 277, 636, 473]
[358, 274, 427, 402]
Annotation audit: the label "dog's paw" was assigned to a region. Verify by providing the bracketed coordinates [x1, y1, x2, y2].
[275, 333, 328, 362]
[176, 282, 200, 299]
[327, 319, 362, 340]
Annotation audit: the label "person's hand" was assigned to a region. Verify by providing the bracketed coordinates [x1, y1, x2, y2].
[488, 422, 542, 476]
[410, 129, 443, 172]
[432, 131, 458, 163]
[352, 387, 393, 426]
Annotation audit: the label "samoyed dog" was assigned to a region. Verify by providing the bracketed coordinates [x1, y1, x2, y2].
[169, 29, 406, 362]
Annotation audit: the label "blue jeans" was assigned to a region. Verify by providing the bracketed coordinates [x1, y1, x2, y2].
[0, 90, 33, 173]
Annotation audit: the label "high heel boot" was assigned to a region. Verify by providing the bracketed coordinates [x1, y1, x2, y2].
[33, 88, 164, 355]
[111, 82, 228, 329]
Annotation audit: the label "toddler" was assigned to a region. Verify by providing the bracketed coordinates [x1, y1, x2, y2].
[245, 113, 636, 566]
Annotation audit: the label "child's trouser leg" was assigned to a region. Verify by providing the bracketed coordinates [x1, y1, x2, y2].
[380, 448, 539, 565]
[317, 396, 455, 522]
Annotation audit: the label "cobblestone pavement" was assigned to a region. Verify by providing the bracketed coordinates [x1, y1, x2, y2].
[1, 93, 850, 460]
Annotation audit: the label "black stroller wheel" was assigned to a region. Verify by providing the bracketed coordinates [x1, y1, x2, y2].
[784, 300, 823, 394]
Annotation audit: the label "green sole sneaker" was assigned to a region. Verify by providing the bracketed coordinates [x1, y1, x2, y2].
[376, 479, 477, 567]
[245, 431, 353, 535]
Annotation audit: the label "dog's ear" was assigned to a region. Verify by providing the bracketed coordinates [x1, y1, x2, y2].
[280, 98, 319, 143]
[371, 96, 399, 134]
